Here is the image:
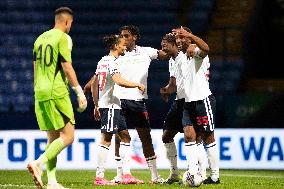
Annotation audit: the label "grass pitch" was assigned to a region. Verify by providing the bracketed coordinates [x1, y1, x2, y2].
[0, 169, 283, 189]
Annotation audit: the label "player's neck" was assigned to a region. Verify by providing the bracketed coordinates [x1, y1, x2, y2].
[172, 49, 179, 59]
[109, 50, 119, 58]
[54, 24, 66, 33]
[127, 43, 136, 52]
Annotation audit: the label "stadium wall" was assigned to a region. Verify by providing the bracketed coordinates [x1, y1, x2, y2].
[0, 129, 283, 170]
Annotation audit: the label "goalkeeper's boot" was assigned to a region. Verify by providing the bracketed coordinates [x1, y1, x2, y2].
[122, 174, 144, 184]
[164, 173, 181, 184]
[203, 176, 220, 184]
[47, 183, 69, 189]
[27, 162, 43, 189]
[149, 176, 165, 184]
[94, 177, 118, 186]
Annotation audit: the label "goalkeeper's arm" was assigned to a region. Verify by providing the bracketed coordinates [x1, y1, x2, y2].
[61, 62, 87, 112]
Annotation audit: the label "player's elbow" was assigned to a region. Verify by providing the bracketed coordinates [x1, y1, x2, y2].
[61, 62, 73, 76]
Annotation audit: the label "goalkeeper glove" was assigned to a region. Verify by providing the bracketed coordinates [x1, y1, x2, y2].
[72, 85, 87, 113]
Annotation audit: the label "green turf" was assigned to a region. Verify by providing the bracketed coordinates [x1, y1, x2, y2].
[0, 169, 283, 189]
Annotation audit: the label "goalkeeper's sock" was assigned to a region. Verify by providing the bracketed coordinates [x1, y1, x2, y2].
[47, 157, 57, 184]
[146, 155, 158, 180]
[205, 142, 219, 181]
[119, 142, 131, 175]
[197, 142, 207, 179]
[36, 137, 65, 167]
[164, 142, 179, 175]
[185, 142, 198, 175]
[44, 144, 58, 184]
[96, 145, 109, 178]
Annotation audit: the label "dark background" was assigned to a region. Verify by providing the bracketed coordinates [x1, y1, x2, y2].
[0, 0, 283, 130]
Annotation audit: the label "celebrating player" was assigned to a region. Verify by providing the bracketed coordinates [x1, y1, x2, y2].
[91, 34, 145, 185]
[172, 27, 220, 184]
[111, 25, 168, 184]
[160, 27, 207, 184]
[27, 7, 87, 189]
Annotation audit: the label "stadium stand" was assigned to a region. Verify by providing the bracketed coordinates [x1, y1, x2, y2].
[0, 0, 257, 129]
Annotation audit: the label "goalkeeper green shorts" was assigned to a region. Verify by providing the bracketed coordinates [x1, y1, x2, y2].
[35, 95, 75, 131]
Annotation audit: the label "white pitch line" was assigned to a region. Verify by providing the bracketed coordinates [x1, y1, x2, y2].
[222, 173, 284, 179]
[0, 184, 36, 188]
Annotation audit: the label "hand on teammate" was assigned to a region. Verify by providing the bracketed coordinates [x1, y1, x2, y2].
[160, 87, 169, 102]
[137, 84, 145, 94]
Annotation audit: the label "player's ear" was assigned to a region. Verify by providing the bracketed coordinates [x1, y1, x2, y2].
[114, 44, 118, 50]
[133, 35, 137, 41]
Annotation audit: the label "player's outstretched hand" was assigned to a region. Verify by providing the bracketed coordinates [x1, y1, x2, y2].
[160, 87, 169, 102]
[94, 106, 100, 121]
[137, 84, 145, 94]
[72, 85, 87, 113]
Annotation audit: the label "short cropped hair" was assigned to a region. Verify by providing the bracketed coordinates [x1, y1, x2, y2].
[119, 25, 141, 41]
[162, 34, 177, 46]
[103, 34, 120, 50]
[55, 7, 73, 17]
[174, 26, 192, 33]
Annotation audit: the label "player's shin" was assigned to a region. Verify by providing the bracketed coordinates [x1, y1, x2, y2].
[185, 142, 198, 175]
[96, 145, 109, 178]
[164, 142, 179, 175]
[120, 142, 131, 175]
[197, 142, 207, 179]
[205, 142, 219, 181]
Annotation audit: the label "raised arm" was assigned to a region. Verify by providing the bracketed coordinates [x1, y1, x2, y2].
[172, 27, 209, 58]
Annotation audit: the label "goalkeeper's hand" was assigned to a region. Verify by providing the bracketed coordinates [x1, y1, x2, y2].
[72, 85, 87, 113]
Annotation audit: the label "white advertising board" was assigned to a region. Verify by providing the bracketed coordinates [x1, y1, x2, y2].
[0, 129, 283, 170]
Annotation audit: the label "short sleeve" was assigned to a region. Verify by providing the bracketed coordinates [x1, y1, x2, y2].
[58, 33, 72, 63]
[109, 60, 120, 76]
[143, 47, 159, 60]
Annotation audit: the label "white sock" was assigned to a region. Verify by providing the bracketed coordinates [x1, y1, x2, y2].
[164, 142, 179, 175]
[96, 145, 109, 178]
[197, 142, 207, 179]
[205, 142, 219, 181]
[146, 155, 158, 180]
[185, 142, 198, 175]
[115, 156, 123, 179]
[120, 142, 131, 175]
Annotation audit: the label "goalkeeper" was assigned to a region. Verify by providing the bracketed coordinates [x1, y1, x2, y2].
[27, 7, 87, 189]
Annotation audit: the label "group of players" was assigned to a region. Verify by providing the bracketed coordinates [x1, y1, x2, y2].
[27, 7, 220, 189]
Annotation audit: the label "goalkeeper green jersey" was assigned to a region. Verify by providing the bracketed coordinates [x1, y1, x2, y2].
[33, 28, 73, 101]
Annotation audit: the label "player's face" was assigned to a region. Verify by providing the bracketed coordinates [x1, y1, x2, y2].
[116, 38, 127, 56]
[175, 35, 191, 52]
[161, 40, 174, 55]
[120, 30, 136, 50]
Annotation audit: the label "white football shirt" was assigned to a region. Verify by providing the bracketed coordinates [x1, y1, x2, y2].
[114, 45, 158, 100]
[183, 53, 212, 102]
[95, 55, 121, 109]
[169, 51, 188, 100]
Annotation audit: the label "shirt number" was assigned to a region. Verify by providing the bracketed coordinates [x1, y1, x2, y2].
[97, 72, 107, 91]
